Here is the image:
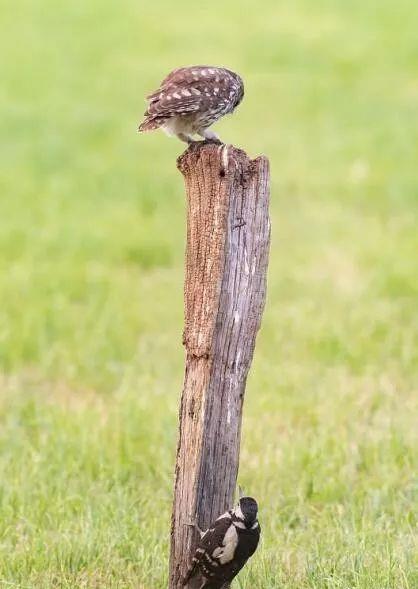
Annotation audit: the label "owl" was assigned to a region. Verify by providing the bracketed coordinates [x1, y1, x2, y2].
[138, 66, 244, 144]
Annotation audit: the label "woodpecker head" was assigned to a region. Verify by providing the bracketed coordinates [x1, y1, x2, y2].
[234, 496, 258, 526]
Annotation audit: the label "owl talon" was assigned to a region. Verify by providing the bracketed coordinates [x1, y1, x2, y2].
[203, 137, 222, 145]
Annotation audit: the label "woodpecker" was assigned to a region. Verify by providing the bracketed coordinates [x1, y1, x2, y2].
[183, 496, 260, 589]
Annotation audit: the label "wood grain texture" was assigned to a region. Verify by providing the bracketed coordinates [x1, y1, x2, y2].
[169, 142, 270, 589]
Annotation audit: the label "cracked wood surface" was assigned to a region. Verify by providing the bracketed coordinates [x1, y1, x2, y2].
[169, 142, 270, 589]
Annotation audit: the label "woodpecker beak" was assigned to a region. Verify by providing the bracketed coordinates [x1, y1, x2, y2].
[238, 485, 245, 499]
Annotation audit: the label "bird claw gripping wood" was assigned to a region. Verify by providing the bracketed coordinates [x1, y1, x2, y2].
[184, 520, 206, 539]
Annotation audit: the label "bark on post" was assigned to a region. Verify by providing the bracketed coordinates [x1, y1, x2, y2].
[169, 142, 270, 589]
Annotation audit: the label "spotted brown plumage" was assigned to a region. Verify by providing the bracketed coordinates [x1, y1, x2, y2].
[182, 497, 260, 589]
[138, 66, 244, 144]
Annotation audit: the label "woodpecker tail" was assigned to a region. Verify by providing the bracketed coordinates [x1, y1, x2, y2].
[182, 559, 198, 586]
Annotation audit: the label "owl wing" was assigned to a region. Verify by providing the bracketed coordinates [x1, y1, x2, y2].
[145, 85, 202, 117]
[139, 81, 203, 131]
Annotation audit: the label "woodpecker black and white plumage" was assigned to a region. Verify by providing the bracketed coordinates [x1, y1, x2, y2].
[183, 497, 260, 589]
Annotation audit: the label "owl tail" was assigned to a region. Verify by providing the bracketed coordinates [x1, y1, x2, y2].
[138, 116, 162, 132]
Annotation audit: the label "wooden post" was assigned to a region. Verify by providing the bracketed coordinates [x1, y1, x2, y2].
[169, 142, 270, 589]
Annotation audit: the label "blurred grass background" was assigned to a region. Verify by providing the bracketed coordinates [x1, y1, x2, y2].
[0, 0, 417, 587]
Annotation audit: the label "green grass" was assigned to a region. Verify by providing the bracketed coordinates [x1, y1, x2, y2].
[0, 0, 417, 587]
